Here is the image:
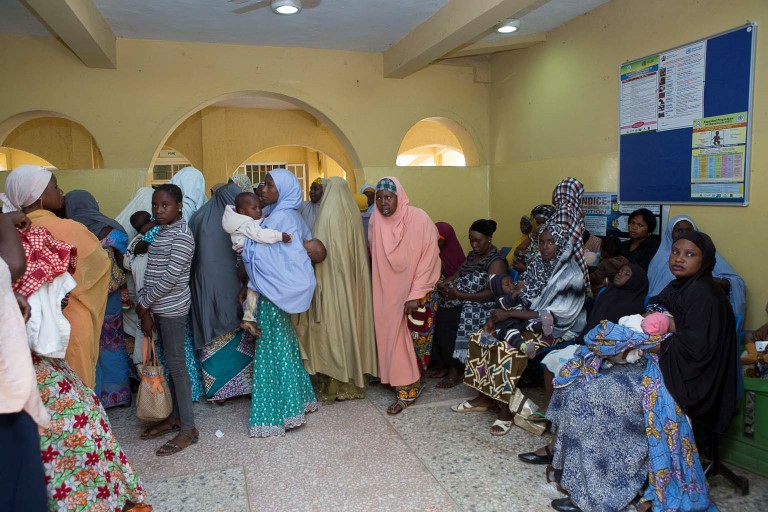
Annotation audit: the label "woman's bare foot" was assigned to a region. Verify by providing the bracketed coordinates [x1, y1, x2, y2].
[241, 321, 262, 337]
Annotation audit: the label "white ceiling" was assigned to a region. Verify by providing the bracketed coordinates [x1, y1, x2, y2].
[0, 0, 611, 53]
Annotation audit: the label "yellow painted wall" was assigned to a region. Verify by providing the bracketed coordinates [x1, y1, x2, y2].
[0, 35, 489, 187]
[364, 166, 490, 252]
[2, 118, 102, 169]
[490, 0, 768, 327]
[0, 147, 54, 170]
[0, 168, 146, 218]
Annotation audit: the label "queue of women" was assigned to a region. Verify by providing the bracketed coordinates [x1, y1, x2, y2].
[0, 162, 750, 512]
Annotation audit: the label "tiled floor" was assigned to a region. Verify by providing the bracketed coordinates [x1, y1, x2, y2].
[108, 380, 766, 511]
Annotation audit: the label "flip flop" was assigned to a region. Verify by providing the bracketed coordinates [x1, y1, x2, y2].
[451, 400, 489, 413]
[490, 419, 513, 436]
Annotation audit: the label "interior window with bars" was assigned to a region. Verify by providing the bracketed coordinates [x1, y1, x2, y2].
[152, 163, 189, 184]
[235, 163, 307, 199]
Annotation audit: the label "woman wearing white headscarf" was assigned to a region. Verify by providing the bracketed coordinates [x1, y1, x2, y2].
[170, 167, 207, 222]
[2, 165, 110, 389]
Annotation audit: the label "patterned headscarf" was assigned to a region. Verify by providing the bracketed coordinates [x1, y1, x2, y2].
[375, 178, 397, 194]
[531, 204, 556, 222]
[551, 177, 589, 289]
[230, 174, 253, 193]
[520, 223, 569, 307]
[312, 177, 324, 186]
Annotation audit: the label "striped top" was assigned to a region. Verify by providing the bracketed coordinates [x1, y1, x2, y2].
[138, 218, 195, 316]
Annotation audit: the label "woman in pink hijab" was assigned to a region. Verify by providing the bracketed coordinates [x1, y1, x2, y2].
[369, 177, 441, 415]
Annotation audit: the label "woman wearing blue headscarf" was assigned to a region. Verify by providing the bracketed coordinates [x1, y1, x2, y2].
[647, 215, 746, 319]
[242, 169, 318, 437]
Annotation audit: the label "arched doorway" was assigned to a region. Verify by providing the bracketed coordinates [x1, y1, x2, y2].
[150, 92, 361, 191]
[396, 117, 479, 167]
[0, 112, 103, 170]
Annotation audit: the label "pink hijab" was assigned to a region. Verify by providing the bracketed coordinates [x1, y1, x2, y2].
[368, 177, 441, 387]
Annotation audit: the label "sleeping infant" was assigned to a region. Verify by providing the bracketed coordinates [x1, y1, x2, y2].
[606, 312, 671, 365]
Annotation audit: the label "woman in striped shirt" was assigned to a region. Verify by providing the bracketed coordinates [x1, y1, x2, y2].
[136, 184, 199, 456]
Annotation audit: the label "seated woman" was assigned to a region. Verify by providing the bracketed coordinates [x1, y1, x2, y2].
[435, 219, 507, 388]
[452, 224, 585, 436]
[545, 231, 737, 512]
[647, 214, 746, 319]
[743, 301, 768, 378]
[505, 215, 534, 269]
[620, 208, 660, 272]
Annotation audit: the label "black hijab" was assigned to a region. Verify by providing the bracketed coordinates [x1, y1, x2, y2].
[584, 263, 648, 333]
[188, 183, 242, 349]
[651, 231, 738, 433]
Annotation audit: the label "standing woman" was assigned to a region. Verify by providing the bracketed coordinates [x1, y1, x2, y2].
[170, 166, 208, 223]
[369, 177, 441, 415]
[243, 169, 318, 437]
[136, 184, 198, 456]
[296, 177, 377, 402]
[65, 190, 133, 408]
[189, 179, 256, 403]
[2, 165, 110, 389]
[620, 208, 660, 273]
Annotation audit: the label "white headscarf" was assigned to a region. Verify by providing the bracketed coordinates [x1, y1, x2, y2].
[1, 165, 53, 212]
[170, 166, 207, 222]
[115, 187, 155, 240]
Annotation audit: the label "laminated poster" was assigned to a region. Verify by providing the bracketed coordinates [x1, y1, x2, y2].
[657, 41, 707, 132]
[690, 112, 747, 199]
[620, 56, 659, 135]
[580, 193, 662, 238]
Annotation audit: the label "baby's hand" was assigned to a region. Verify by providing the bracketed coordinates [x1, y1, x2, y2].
[282, 233, 293, 243]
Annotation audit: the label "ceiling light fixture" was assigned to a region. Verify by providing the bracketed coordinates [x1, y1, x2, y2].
[496, 19, 521, 34]
[271, 0, 302, 15]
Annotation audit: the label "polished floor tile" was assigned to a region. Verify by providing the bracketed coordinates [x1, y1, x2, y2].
[108, 380, 766, 511]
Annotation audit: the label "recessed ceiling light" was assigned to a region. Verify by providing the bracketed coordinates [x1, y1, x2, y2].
[496, 19, 521, 34]
[271, 0, 302, 15]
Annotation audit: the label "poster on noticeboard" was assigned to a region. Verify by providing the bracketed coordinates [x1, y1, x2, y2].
[580, 193, 663, 239]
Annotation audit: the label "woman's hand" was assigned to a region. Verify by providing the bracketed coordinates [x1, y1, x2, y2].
[404, 300, 420, 316]
[8, 211, 31, 232]
[135, 304, 147, 317]
[238, 285, 249, 305]
[140, 312, 154, 337]
[442, 286, 462, 300]
[483, 318, 495, 333]
[15, 292, 31, 322]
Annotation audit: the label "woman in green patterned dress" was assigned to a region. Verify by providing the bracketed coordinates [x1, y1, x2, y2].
[241, 169, 319, 437]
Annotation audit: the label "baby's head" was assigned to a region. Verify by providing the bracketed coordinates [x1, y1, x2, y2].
[641, 312, 670, 336]
[130, 211, 152, 234]
[303, 239, 327, 264]
[601, 235, 622, 259]
[235, 192, 262, 220]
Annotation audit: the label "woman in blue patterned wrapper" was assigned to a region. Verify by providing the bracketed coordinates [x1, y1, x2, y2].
[545, 231, 737, 512]
[242, 169, 318, 437]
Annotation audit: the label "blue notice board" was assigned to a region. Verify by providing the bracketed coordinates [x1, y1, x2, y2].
[619, 24, 756, 205]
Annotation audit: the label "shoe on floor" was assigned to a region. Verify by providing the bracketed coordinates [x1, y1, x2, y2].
[551, 497, 582, 512]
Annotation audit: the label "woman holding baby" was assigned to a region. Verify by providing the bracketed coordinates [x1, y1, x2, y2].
[242, 169, 319, 437]
[544, 230, 738, 512]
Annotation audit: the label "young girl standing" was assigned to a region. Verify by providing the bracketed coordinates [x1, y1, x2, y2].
[136, 184, 198, 456]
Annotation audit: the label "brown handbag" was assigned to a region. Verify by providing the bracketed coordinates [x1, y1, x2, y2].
[135, 335, 172, 422]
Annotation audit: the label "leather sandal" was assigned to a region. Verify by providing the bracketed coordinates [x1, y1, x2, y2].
[490, 419, 513, 436]
[140, 420, 180, 440]
[156, 430, 199, 457]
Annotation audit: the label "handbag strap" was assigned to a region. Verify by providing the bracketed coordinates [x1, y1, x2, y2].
[142, 335, 158, 366]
